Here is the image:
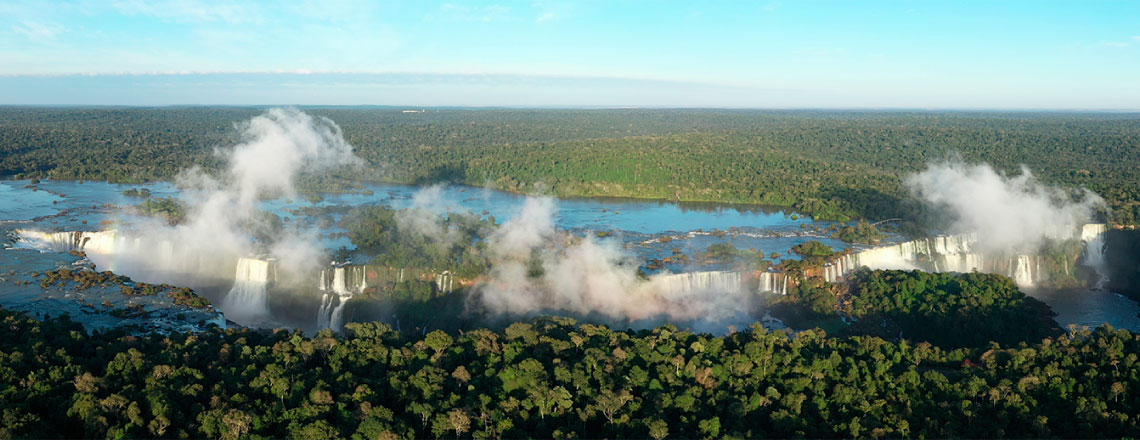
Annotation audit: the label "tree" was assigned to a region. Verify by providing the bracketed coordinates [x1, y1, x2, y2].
[448, 409, 470, 439]
[647, 418, 669, 440]
[592, 389, 634, 425]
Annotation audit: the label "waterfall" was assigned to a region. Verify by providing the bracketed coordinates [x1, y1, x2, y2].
[316, 265, 368, 331]
[14, 229, 217, 276]
[221, 257, 276, 321]
[757, 272, 788, 295]
[16, 229, 120, 254]
[1009, 255, 1035, 287]
[820, 223, 1107, 288]
[653, 271, 743, 296]
[1081, 223, 1109, 288]
[436, 271, 455, 293]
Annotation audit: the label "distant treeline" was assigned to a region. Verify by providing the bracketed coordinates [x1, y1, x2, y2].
[2, 108, 1138, 223]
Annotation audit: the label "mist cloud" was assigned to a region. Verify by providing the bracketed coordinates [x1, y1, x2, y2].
[69, 108, 361, 322]
[395, 184, 461, 249]
[472, 196, 758, 331]
[905, 160, 1104, 253]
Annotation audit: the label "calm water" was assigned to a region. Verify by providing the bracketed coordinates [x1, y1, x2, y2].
[0, 182, 64, 221]
[1026, 288, 1140, 332]
[3, 179, 853, 264]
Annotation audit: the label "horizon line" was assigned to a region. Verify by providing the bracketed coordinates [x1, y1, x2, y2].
[1, 104, 1139, 113]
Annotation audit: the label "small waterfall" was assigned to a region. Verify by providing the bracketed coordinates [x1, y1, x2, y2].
[436, 271, 455, 293]
[1009, 255, 1035, 287]
[316, 293, 335, 329]
[222, 257, 277, 321]
[316, 265, 368, 331]
[757, 271, 788, 295]
[1081, 223, 1109, 288]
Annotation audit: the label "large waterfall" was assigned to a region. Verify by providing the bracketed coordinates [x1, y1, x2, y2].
[221, 257, 277, 322]
[16, 229, 121, 255]
[821, 223, 1109, 287]
[14, 229, 220, 279]
[652, 271, 743, 296]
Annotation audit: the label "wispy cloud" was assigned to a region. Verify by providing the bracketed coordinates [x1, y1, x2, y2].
[11, 20, 63, 42]
[532, 1, 574, 24]
[438, 3, 511, 22]
[112, 0, 262, 24]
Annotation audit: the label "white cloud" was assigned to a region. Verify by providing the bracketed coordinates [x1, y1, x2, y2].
[531, 1, 573, 24]
[112, 0, 262, 24]
[11, 20, 63, 42]
[438, 3, 511, 22]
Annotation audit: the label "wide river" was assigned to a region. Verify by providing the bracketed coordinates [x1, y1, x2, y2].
[2, 179, 1138, 332]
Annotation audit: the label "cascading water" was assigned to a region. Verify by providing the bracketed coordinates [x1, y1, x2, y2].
[316, 265, 368, 331]
[653, 271, 743, 296]
[221, 257, 276, 322]
[757, 271, 789, 295]
[1010, 255, 1036, 287]
[437, 271, 455, 293]
[16, 229, 120, 255]
[819, 224, 1108, 288]
[1081, 223, 1109, 288]
[14, 229, 221, 278]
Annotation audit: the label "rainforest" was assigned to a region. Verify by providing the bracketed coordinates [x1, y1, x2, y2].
[2, 107, 1140, 438]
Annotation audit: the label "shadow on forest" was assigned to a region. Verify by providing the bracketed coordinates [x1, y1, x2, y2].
[412, 163, 469, 186]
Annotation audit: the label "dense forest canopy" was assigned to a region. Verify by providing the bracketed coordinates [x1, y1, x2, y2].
[2, 108, 1140, 438]
[0, 303, 1136, 439]
[2, 108, 1138, 223]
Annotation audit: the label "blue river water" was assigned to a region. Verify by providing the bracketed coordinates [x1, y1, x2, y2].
[1, 179, 856, 268]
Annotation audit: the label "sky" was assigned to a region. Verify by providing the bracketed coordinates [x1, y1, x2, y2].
[0, 0, 1137, 108]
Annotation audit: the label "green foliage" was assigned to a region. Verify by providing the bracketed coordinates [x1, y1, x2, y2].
[121, 188, 151, 198]
[0, 306, 1137, 438]
[790, 240, 835, 263]
[833, 220, 887, 244]
[3, 108, 1138, 224]
[135, 197, 186, 225]
[340, 206, 494, 279]
[39, 268, 211, 308]
[843, 269, 1059, 348]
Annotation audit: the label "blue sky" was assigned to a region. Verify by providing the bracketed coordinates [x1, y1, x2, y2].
[0, 0, 1137, 108]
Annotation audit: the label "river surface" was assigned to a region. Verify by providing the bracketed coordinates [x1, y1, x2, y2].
[1, 179, 855, 268]
[2, 178, 1138, 332]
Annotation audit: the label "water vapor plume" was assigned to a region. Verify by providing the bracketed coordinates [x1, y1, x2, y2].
[226, 108, 360, 207]
[905, 160, 1104, 253]
[89, 108, 362, 323]
[472, 196, 758, 332]
[395, 184, 461, 249]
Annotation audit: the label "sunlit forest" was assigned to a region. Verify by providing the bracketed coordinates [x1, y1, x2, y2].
[2, 108, 1137, 223]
